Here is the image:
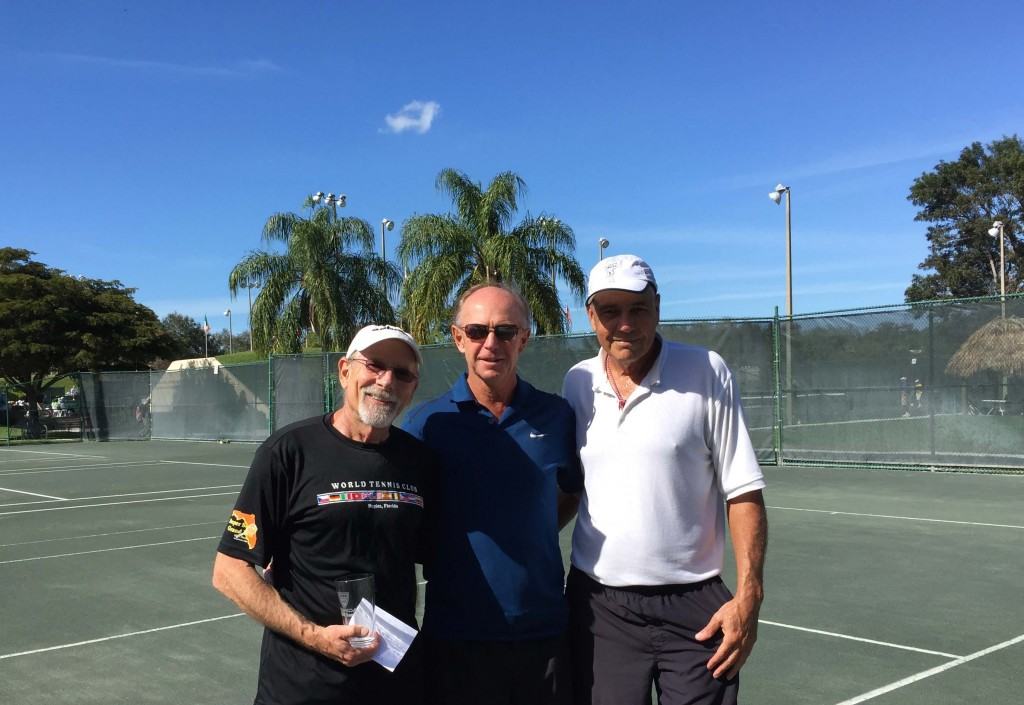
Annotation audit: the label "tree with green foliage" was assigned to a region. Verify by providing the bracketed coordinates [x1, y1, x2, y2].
[212, 328, 250, 356]
[0, 248, 173, 431]
[906, 136, 1022, 302]
[229, 197, 400, 354]
[161, 312, 225, 359]
[397, 169, 586, 342]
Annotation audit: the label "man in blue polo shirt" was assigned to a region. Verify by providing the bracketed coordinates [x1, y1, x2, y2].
[403, 283, 582, 705]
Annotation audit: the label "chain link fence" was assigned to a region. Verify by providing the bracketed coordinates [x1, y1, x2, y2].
[5, 294, 1022, 472]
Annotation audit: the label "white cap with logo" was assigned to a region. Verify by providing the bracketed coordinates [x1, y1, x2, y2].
[346, 325, 422, 364]
[586, 254, 657, 304]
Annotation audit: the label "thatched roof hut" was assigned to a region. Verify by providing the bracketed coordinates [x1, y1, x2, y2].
[945, 316, 1024, 378]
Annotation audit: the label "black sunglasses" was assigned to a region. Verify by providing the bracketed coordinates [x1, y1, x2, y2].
[348, 357, 418, 384]
[457, 324, 521, 342]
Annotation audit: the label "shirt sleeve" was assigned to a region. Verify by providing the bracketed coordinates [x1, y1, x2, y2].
[556, 401, 585, 494]
[399, 401, 427, 441]
[415, 450, 441, 569]
[216, 440, 288, 567]
[707, 363, 766, 500]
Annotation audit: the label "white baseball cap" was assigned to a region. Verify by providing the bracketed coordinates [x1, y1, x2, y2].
[346, 325, 422, 364]
[586, 254, 657, 304]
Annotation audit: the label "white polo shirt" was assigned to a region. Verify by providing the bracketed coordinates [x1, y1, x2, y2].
[562, 337, 765, 587]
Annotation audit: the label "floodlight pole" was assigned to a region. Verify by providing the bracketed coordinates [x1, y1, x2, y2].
[224, 309, 233, 355]
[598, 237, 609, 261]
[989, 220, 1006, 318]
[381, 219, 394, 263]
[247, 286, 254, 351]
[989, 220, 1009, 402]
[770, 184, 794, 425]
[381, 218, 395, 306]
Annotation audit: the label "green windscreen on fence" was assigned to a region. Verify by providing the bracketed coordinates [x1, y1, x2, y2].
[79, 371, 151, 441]
[271, 354, 329, 433]
[14, 293, 1022, 472]
[781, 296, 1024, 468]
[150, 362, 270, 441]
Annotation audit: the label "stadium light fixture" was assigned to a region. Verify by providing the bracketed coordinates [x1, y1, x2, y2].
[311, 191, 346, 212]
[381, 218, 395, 262]
[598, 237, 609, 261]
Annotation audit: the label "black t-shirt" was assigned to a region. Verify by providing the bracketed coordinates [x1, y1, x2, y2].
[217, 414, 437, 705]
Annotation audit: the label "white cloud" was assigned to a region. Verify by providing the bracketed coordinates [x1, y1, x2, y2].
[382, 100, 441, 134]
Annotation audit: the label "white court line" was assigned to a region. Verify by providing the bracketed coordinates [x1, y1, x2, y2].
[0, 486, 66, 500]
[0, 491, 239, 516]
[0, 460, 164, 476]
[767, 505, 1024, 530]
[834, 633, 1024, 704]
[0, 521, 224, 548]
[0, 613, 246, 661]
[0, 456, 76, 465]
[0, 535, 220, 564]
[759, 620, 960, 658]
[0, 448, 105, 458]
[0, 484, 242, 508]
[160, 460, 250, 469]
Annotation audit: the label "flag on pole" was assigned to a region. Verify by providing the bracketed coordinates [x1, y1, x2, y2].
[203, 315, 211, 334]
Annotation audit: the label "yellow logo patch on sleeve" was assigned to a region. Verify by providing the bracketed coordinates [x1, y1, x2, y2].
[226, 510, 259, 550]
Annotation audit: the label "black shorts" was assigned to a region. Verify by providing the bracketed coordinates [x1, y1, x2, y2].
[424, 634, 570, 705]
[566, 567, 738, 705]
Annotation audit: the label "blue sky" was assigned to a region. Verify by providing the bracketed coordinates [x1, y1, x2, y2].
[3, 1, 1023, 335]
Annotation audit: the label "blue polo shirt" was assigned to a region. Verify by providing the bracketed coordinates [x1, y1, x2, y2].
[402, 374, 583, 640]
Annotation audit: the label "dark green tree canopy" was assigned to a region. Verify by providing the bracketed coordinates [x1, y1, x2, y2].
[161, 312, 225, 359]
[229, 197, 399, 354]
[906, 136, 1022, 302]
[397, 168, 586, 342]
[0, 248, 173, 414]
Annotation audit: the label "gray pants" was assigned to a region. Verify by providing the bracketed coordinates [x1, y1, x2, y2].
[567, 568, 739, 705]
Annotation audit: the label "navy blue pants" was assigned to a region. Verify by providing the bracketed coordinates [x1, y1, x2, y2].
[424, 634, 570, 705]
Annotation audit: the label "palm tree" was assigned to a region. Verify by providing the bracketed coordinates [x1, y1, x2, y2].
[397, 169, 586, 342]
[229, 197, 400, 354]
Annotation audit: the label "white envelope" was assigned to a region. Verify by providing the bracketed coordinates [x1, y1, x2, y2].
[352, 599, 418, 672]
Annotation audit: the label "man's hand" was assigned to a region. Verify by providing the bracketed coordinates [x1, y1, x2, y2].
[312, 624, 381, 667]
[212, 553, 381, 668]
[695, 592, 760, 679]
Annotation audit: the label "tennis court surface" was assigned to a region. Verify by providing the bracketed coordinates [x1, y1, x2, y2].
[1, 441, 1021, 704]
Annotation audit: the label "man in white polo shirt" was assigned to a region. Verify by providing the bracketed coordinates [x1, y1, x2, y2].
[561, 255, 767, 705]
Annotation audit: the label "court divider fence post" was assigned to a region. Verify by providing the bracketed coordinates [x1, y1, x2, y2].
[267, 354, 275, 437]
[928, 307, 936, 458]
[323, 353, 332, 414]
[78, 372, 85, 443]
[772, 306, 783, 466]
[2, 383, 8, 446]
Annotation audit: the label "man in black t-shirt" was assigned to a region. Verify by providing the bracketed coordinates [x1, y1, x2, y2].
[213, 325, 436, 705]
